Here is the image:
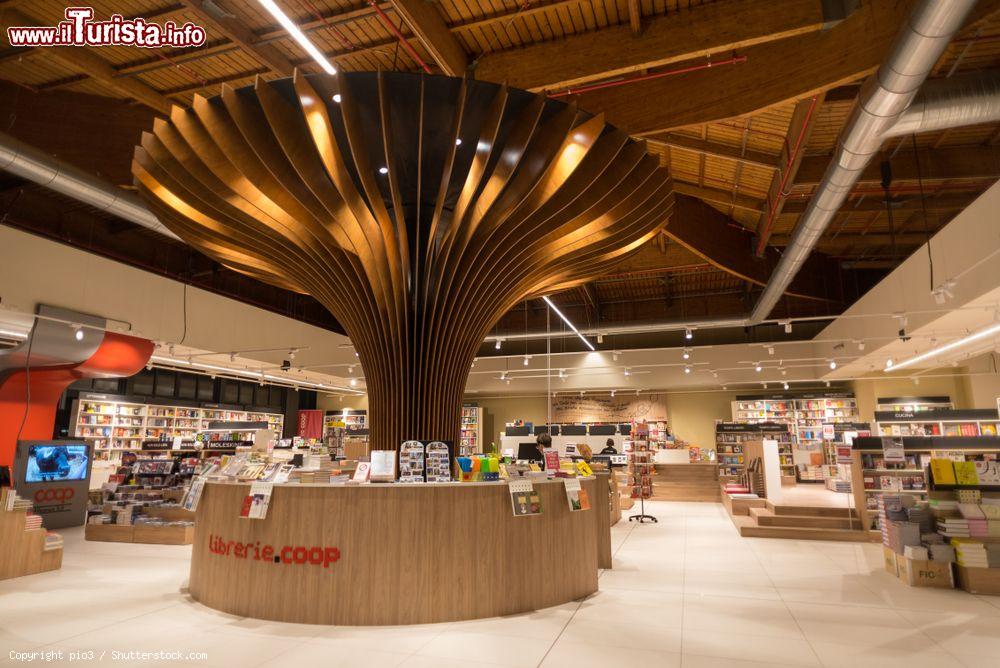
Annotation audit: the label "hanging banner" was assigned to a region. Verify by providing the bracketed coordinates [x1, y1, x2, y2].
[296, 409, 323, 439]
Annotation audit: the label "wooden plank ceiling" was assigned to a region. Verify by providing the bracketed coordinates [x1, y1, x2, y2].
[1, 0, 999, 335]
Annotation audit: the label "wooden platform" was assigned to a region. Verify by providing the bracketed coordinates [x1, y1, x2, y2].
[721, 493, 879, 542]
[86, 523, 194, 545]
[1, 509, 62, 580]
[652, 463, 720, 502]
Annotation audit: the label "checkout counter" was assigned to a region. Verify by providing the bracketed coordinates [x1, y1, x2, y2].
[189, 477, 608, 625]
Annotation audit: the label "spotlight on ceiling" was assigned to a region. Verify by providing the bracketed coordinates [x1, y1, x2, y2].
[523, 355, 530, 366]
[783, 382, 789, 390]
[682, 348, 690, 360]
[755, 362, 762, 373]
[610, 390, 615, 397]
[782, 320, 792, 334]
[495, 339, 503, 350]
[684, 365, 691, 374]
[71, 324, 84, 341]
[333, 93, 342, 103]
[767, 346, 774, 356]
[350, 378, 357, 387]
[378, 166, 389, 175]
[623, 367, 631, 377]
[829, 360, 837, 370]
[685, 327, 693, 340]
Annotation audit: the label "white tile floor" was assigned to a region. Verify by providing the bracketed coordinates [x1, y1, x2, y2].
[3, 500, 1000, 667]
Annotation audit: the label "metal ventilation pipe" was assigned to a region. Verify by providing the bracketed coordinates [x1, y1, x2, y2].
[885, 71, 1000, 137]
[0, 130, 180, 241]
[749, 0, 979, 324]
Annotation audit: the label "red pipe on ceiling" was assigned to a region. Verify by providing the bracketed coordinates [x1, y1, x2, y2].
[367, 0, 433, 74]
[547, 55, 747, 98]
[755, 94, 820, 257]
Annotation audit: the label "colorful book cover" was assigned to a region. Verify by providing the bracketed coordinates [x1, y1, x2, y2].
[575, 461, 593, 477]
[954, 461, 980, 486]
[929, 458, 957, 485]
[544, 448, 560, 472]
[564, 478, 591, 511]
[352, 461, 371, 483]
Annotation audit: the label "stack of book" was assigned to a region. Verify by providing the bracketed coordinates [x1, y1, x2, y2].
[953, 539, 990, 568]
[2, 487, 33, 512]
[23, 513, 42, 531]
[937, 517, 971, 538]
[885, 520, 921, 553]
[43, 532, 64, 551]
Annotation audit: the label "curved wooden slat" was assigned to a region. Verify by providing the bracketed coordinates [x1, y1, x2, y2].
[132, 72, 674, 451]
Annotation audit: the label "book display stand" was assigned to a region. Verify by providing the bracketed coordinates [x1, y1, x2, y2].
[626, 426, 657, 524]
[1, 488, 63, 580]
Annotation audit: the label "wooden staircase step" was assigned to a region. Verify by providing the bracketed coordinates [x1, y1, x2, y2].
[766, 502, 859, 518]
[753, 512, 862, 530]
[739, 523, 880, 542]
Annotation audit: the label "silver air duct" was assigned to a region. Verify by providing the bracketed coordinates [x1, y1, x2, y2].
[885, 71, 1000, 137]
[0, 130, 180, 241]
[750, 0, 979, 323]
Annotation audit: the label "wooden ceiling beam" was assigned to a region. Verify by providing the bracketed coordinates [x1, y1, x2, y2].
[180, 0, 295, 76]
[0, 9, 171, 114]
[474, 0, 838, 92]
[391, 0, 467, 76]
[646, 133, 778, 170]
[755, 93, 824, 251]
[628, 0, 642, 37]
[673, 181, 766, 214]
[568, 0, 905, 135]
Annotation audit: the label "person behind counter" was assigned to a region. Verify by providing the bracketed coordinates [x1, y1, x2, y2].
[535, 433, 552, 468]
[599, 438, 618, 455]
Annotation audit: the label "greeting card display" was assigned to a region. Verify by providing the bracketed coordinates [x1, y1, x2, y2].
[509, 479, 542, 517]
[399, 440, 426, 483]
[564, 477, 591, 511]
[425, 441, 452, 482]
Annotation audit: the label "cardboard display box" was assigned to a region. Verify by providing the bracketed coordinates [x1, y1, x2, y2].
[896, 554, 954, 588]
[956, 565, 1000, 595]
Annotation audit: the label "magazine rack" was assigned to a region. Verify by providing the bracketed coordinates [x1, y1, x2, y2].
[626, 427, 657, 524]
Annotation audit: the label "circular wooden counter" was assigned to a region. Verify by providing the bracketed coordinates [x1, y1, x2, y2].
[189, 478, 600, 625]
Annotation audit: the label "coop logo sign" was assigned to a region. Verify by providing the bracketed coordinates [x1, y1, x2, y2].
[6, 7, 207, 49]
[34, 488, 75, 503]
[208, 534, 342, 570]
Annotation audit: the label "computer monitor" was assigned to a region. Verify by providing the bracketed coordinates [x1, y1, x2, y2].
[517, 442, 541, 462]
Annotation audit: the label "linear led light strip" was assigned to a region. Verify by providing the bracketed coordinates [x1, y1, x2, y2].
[542, 296, 596, 351]
[888, 322, 1000, 372]
[150, 355, 359, 393]
[256, 0, 337, 75]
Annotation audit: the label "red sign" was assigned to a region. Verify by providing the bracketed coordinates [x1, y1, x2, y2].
[34, 488, 74, 503]
[208, 534, 340, 569]
[296, 409, 324, 439]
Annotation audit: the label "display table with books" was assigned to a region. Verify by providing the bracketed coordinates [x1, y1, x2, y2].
[1, 488, 63, 580]
[188, 478, 601, 625]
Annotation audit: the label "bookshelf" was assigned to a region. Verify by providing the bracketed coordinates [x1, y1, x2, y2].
[719, 419, 795, 482]
[875, 408, 1000, 438]
[850, 435, 1000, 532]
[71, 393, 284, 461]
[876, 396, 953, 412]
[625, 422, 656, 522]
[460, 404, 483, 455]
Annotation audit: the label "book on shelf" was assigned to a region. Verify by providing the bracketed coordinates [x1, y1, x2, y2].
[929, 459, 957, 485]
[953, 461, 980, 486]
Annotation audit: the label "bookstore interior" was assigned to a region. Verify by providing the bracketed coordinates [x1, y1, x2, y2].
[4, 0, 1000, 665]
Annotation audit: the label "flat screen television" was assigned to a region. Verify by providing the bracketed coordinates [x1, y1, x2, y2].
[24, 444, 89, 483]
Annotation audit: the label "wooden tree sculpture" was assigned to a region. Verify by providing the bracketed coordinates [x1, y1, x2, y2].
[132, 72, 673, 451]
